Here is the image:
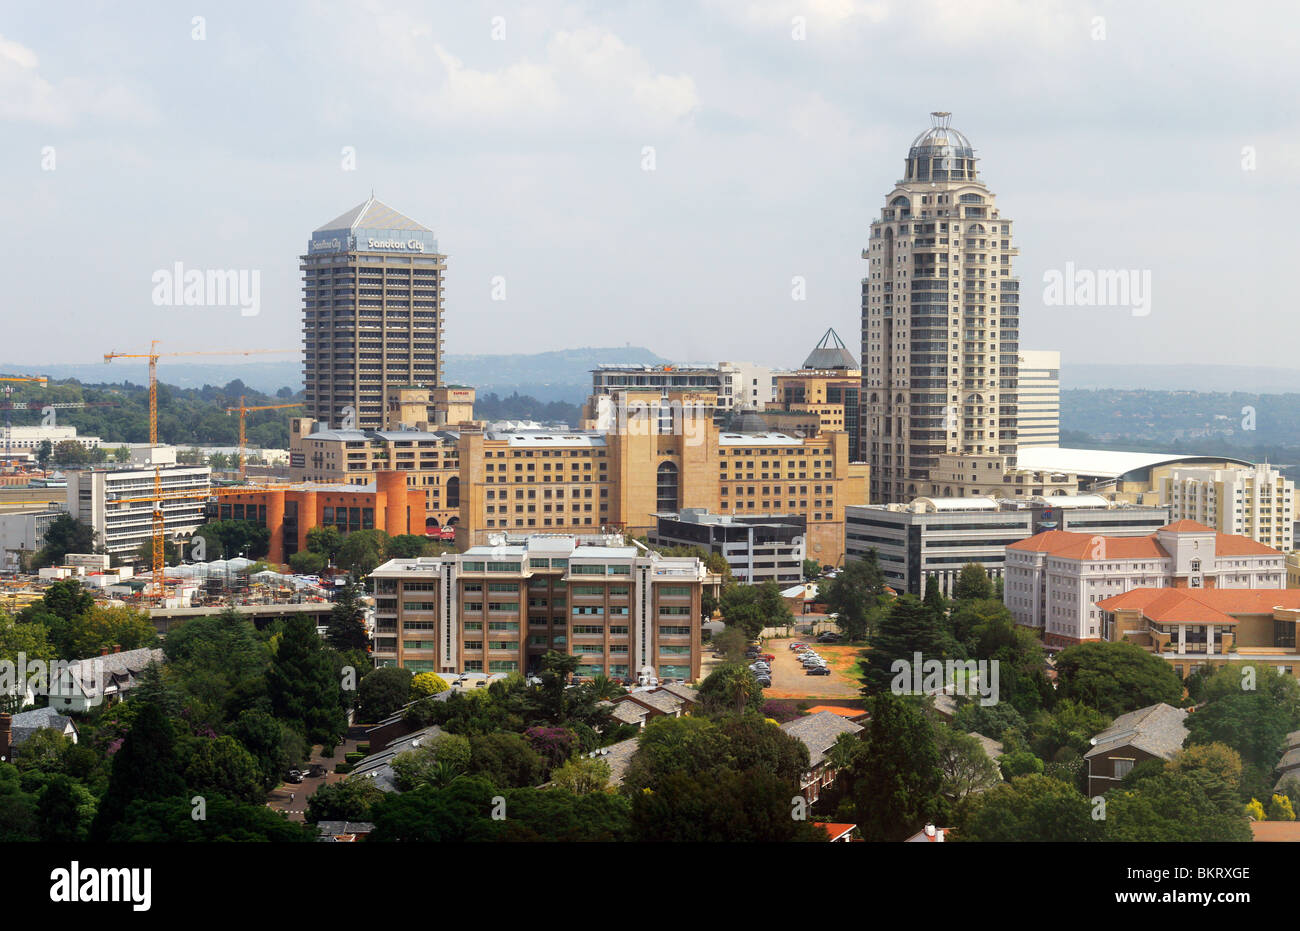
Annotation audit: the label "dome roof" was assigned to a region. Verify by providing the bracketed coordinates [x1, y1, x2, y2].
[908, 111, 974, 159]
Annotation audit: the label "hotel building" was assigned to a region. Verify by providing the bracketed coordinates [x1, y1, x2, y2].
[369, 534, 706, 679]
[1157, 462, 1294, 551]
[302, 196, 445, 431]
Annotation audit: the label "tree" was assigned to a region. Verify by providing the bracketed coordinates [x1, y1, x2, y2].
[326, 583, 370, 652]
[1183, 672, 1300, 800]
[91, 701, 187, 841]
[184, 735, 265, 804]
[388, 534, 432, 559]
[698, 663, 764, 716]
[357, 666, 414, 723]
[193, 519, 270, 561]
[466, 732, 548, 789]
[305, 525, 343, 562]
[392, 734, 472, 791]
[551, 756, 611, 795]
[1102, 770, 1252, 842]
[819, 550, 887, 641]
[289, 550, 327, 575]
[38, 775, 94, 842]
[338, 529, 389, 578]
[631, 767, 826, 842]
[861, 594, 960, 695]
[802, 559, 823, 581]
[305, 778, 387, 823]
[922, 575, 948, 618]
[411, 672, 451, 698]
[37, 514, 95, 566]
[951, 563, 993, 602]
[59, 604, 156, 658]
[229, 710, 293, 790]
[718, 585, 766, 640]
[1268, 794, 1296, 821]
[851, 693, 944, 841]
[267, 616, 347, 746]
[934, 722, 1001, 801]
[36, 439, 53, 470]
[957, 774, 1102, 842]
[1053, 641, 1183, 718]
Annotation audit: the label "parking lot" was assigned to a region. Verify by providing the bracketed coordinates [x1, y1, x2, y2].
[759, 637, 865, 700]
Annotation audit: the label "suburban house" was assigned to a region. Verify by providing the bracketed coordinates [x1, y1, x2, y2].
[46, 646, 166, 713]
[604, 684, 700, 728]
[0, 708, 78, 764]
[904, 824, 953, 842]
[813, 822, 857, 842]
[1084, 702, 1189, 798]
[316, 821, 375, 842]
[583, 737, 640, 788]
[779, 710, 865, 802]
[349, 724, 446, 792]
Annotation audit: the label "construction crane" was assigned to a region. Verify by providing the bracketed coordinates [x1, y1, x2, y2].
[0, 375, 48, 461]
[105, 483, 289, 603]
[103, 343, 297, 601]
[224, 396, 302, 480]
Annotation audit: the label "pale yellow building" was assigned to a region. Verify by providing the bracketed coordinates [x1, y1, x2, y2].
[1157, 462, 1294, 552]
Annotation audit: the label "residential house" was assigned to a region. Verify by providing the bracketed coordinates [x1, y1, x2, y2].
[779, 710, 864, 802]
[1084, 703, 1189, 798]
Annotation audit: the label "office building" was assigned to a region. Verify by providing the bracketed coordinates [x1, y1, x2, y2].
[590, 362, 776, 423]
[1158, 462, 1294, 551]
[1016, 350, 1060, 448]
[302, 196, 445, 431]
[64, 448, 210, 558]
[0, 503, 67, 569]
[773, 328, 862, 458]
[1004, 520, 1285, 646]
[369, 534, 707, 679]
[648, 508, 806, 585]
[846, 495, 1169, 596]
[861, 112, 1021, 502]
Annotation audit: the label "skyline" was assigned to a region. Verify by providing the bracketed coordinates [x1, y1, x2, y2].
[2, 1, 1297, 372]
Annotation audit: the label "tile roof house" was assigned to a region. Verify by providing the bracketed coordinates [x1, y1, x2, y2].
[606, 685, 699, 727]
[348, 724, 446, 792]
[316, 821, 375, 842]
[584, 737, 640, 788]
[780, 710, 864, 802]
[0, 708, 78, 764]
[904, 823, 953, 842]
[1084, 702, 1188, 798]
[47, 647, 166, 712]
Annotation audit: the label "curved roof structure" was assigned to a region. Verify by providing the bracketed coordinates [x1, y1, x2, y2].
[912, 496, 998, 512]
[908, 111, 974, 160]
[1013, 446, 1255, 482]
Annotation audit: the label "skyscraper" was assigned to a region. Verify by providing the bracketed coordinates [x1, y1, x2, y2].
[861, 112, 1020, 503]
[1016, 350, 1060, 448]
[302, 196, 445, 431]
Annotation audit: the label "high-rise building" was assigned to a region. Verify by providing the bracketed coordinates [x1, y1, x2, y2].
[1158, 462, 1294, 551]
[302, 196, 445, 432]
[1016, 350, 1060, 448]
[861, 112, 1021, 502]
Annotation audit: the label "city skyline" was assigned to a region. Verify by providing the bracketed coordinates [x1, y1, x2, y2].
[3, 1, 1297, 373]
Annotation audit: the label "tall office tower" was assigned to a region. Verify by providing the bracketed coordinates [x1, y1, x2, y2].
[1016, 350, 1061, 448]
[302, 196, 445, 431]
[861, 112, 1021, 503]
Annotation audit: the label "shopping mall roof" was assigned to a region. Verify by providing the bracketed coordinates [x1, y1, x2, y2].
[1014, 446, 1254, 481]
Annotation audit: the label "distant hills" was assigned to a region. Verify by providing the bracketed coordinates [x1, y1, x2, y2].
[6, 345, 668, 401]
[1064, 364, 1300, 394]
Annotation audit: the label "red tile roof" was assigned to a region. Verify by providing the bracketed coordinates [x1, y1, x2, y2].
[1098, 587, 1300, 624]
[814, 822, 857, 842]
[1159, 520, 1215, 532]
[1008, 525, 1280, 560]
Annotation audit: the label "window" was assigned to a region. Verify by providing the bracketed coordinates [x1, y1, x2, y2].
[1112, 758, 1134, 779]
[657, 461, 680, 512]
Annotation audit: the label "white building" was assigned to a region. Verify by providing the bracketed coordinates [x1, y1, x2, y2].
[3, 425, 102, 453]
[1016, 350, 1060, 449]
[1158, 462, 1293, 552]
[1004, 520, 1285, 646]
[648, 508, 805, 585]
[0, 504, 67, 567]
[718, 361, 777, 411]
[64, 448, 211, 558]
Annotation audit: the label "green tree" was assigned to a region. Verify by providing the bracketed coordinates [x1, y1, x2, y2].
[802, 559, 823, 581]
[391, 734, 473, 791]
[305, 778, 387, 823]
[37, 515, 96, 566]
[326, 583, 370, 652]
[184, 735, 265, 804]
[267, 616, 347, 746]
[466, 732, 548, 789]
[229, 709, 293, 790]
[289, 550, 327, 575]
[388, 534, 432, 558]
[357, 666, 414, 723]
[698, 663, 764, 716]
[851, 693, 944, 841]
[337, 529, 389, 578]
[819, 550, 887, 641]
[951, 563, 994, 602]
[37, 775, 95, 842]
[861, 594, 960, 695]
[36, 439, 53, 470]
[550, 756, 611, 795]
[305, 525, 343, 562]
[1053, 641, 1183, 718]
[90, 701, 187, 841]
[957, 774, 1101, 842]
[934, 722, 1001, 801]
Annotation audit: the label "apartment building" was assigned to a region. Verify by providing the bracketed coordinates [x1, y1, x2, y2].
[369, 534, 706, 680]
[648, 508, 806, 585]
[861, 111, 1021, 502]
[1158, 462, 1294, 551]
[0, 503, 67, 568]
[590, 362, 775, 422]
[1004, 520, 1285, 646]
[4, 425, 102, 454]
[64, 448, 210, 558]
[1015, 351, 1060, 448]
[1100, 588, 1300, 681]
[846, 495, 1169, 596]
[302, 196, 445, 431]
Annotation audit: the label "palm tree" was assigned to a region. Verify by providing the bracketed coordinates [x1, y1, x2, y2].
[585, 674, 624, 701]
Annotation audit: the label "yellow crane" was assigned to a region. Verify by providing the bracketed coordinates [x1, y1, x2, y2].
[0, 375, 48, 461]
[224, 396, 302, 480]
[103, 343, 296, 601]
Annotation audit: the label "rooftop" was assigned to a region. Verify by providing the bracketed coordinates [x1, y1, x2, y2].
[1013, 447, 1254, 481]
[802, 327, 858, 371]
[315, 195, 432, 234]
[1083, 703, 1188, 762]
[1097, 587, 1300, 625]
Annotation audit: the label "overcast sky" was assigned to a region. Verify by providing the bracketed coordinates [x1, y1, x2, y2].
[2, 0, 1297, 376]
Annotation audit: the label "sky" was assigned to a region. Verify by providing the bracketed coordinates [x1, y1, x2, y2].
[2, 0, 1297, 376]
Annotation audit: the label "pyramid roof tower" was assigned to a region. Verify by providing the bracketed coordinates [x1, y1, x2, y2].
[802, 327, 858, 370]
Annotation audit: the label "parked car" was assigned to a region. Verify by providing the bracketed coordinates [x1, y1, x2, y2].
[806, 666, 832, 676]
[306, 764, 327, 778]
[817, 632, 842, 643]
[755, 677, 771, 688]
[284, 770, 304, 784]
[789, 642, 806, 650]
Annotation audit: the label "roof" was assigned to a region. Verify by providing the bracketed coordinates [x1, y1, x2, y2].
[804, 705, 869, 721]
[904, 825, 954, 842]
[802, 328, 858, 371]
[10, 706, 76, 746]
[54, 648, 165, 700]
[1083, 703, 1188, 762]
[602, 701, 647, 726]
[586, 737, 640, 787]
[315, 196, 431, 234]
[1008, 526, 1279, 560]
[1250, 821, 1300, 842]
[1098, 587, 1300, 625]
[616, 690, 686, 716]
[1013, 446, 1253, 481]
[718, 432, 804, 446]
[913, 496, 999, 512]
[316, 821, 375, 836]
[347, 724, 445, 792]
[813, 822, 857, 842]
[658, 683, 700, 705]
[780, 711, 864, 768]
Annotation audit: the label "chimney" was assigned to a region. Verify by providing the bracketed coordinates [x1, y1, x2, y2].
[112, 644, 122, 654]
[923, 823, 935, 837]
[0, 713, 10, 764]
[936, 828, 945, 842]
[99, 648, 109, 656]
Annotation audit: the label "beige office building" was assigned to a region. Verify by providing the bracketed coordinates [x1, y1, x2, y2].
[1158, 462, 1294, 551]
[1016, 350, 1060, 448]
[302, 196, 445, 432]
[861, 112, 1021, 503]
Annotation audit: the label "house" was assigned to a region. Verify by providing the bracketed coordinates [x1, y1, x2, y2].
[0, 708, 78, 764]
[813, 822, 857, 842]
[1084, 703, 1189, 798]
[45, 647, 166, 713]
[904, 824, 953, 842]
[779, 710, 864, 802]
[583, 737, 640, 788]
[605, 684, 699, 728]
[316, 821, 375, 842]
[348, 724, 446, 792]
[803, 705, 870, 724]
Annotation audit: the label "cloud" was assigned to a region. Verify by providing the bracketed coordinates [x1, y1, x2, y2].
[0, 32, 155, 126]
